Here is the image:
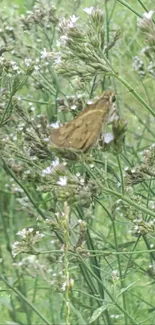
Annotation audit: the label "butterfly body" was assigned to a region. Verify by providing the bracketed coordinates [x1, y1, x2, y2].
[50, 90, 116, 152]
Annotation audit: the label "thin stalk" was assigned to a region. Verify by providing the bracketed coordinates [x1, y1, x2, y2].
[100, 53, 155, 117]
[63, 203, 71, 325]
[79, 257, 139, 325]
[117, 155, 125, 195]
[76, 205, 112, 325]
[137, 0, 148, 12]
[84, 164, 155, 218]
[0, 93, 13, 126]
[113, 73, 155, 117]
[101, 188, 155, 218]
[123, 237, 140, 277]
[1, 158, 46, 220]
[112, 220, 128, 325]
[108, 0, 117, 21]
[116, 0, 142, 18]
[0, 75, 29, 126]
[104, 0, 110, 59]
[0, 276, 51, 325]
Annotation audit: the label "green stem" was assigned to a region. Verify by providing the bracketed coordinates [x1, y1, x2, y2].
[79, 257, 139, 325]
[97, 188, 155, 218]
[137, 0, 148, 12]
[123, 237, 140, 277]
[105, 0, 110, 59]
[100, 53, 155, 117]
[112, 221, 128, 325]
[1, 158, 46, 220]
[113, 73, 155, 117]
[117, 155, 125, 195]
[117, 0, 142, 18]
[0, 93, 13, 126]
[0, 276, 51, 325]
[63, 203, 71, 325]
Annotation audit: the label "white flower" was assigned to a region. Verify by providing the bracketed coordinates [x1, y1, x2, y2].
[87, 99, 93, 105]
[110, 314, 120, 319]
[36, 231, 45, 239]
[112, 269, 119, 280]
[143, 10, 154, 20]
[17, 228, 27, 238]
[68, 15, 79, 28]
[43, 137, 49, 142]
[50, 121, 60, 129]
[55, 53, 62, 64]
[41, 48, 48, 59]
[12, 241, 20, 249]
[12, 65, 19, 71]
[83, 7, 94, 15]
[12, 241, 20, 257]
[17, 228, 34, 238]
[34, 65, 39, 71]
[104, 133, 114, 144]
[80, 178, 85, 185]
[42, 165, 53, 176]
[42, 158, 60, 176]
[59, 15, 79, 31]
[57, 176, 67, 186]
[59, 35, 69, 46]
[71, 104, 77, 110]
[25, 58, 32, 67]
[52, 157, 60, 167]
[61, 281, 67, 291]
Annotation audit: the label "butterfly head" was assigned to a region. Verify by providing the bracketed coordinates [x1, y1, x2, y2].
[101, 90, 116, 104]
[97, 90, 116, 117]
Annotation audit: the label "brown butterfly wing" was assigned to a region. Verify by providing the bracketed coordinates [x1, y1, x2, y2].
[50, 110, 104, 152]
[50, 90, 115, 152]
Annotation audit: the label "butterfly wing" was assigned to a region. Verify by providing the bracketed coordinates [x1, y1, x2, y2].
[50, 110, 104, 152]
[50, 90, 115, 152]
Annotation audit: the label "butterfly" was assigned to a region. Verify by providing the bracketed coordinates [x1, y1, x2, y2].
[50, 90, 116, 153]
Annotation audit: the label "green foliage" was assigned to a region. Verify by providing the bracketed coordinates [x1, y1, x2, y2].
[1, 0, 155, 325]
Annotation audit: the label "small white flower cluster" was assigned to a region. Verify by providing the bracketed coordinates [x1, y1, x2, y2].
[24, 57, 40, 73]
[17, 227, 34, 238]
[17, 228, 45, 240]
[76, 172, 85, 186]
[12, 255, 37, 268]
[12, 241, 24, 257]
[57, 176, 67, 186]
[61, 278, 74, 291]
[104, 133, 114, 144]
[137, 10, 155, 31]
[132, 56, 145, 77]
[110, 314, 120, 319]
[40, 48, 48, 59]
[83, 7, 94, 15]
[112, 269, 119, 281]
[143, 10, 154, 20]
[10, 60, 21, 74]
[83, 6, 104, 17]
[50, 121, 60, 128]
[41, 157, 60, 176]
[59, 15, 79, 32]
[12, 228, 45, 257]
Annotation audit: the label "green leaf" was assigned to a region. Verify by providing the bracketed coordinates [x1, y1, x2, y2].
[89, 304, 109, 323]
[117, 281, 137, 297]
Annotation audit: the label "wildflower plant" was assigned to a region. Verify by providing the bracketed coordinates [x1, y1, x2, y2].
[1, 1, 155, 325]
